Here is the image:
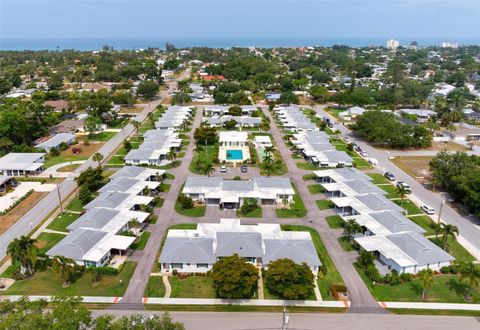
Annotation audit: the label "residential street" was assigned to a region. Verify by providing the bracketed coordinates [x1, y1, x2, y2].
[93, 310, 480, 330]
[314, 105, 480, 260]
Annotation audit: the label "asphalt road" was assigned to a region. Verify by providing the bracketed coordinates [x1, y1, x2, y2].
[315, 105, 480, 259]
[92, 310, 480, 330]
[0, 70, 189, 259]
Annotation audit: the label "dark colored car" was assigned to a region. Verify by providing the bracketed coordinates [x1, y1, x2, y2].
[384, 172, 395, 181]
[240, 165, 248, 173]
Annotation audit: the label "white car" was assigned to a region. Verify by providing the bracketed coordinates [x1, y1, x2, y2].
[220, 165, 227, 173]
[421, 205, 435, 215]
[367, 158, 378, 165]
[359, 151, 368, 158]
[343, 136, 351, 143]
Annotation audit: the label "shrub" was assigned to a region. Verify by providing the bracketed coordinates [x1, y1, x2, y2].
[177, 194, 194, 209]
[400, 272, 413, 283]
[49, 148, 60, 156]
[239, 198, 259, 215]
[233, 176, 242, 180]
[364, 264, 381, 283]
[95, 267, 119, 276]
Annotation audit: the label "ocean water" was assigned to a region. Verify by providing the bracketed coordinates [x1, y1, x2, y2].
[1, 37, 479, 51]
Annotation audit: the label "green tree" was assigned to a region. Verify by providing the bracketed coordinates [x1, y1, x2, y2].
[132, 120, 141, 134]
[357, 250, 375, 269]
[75, 166, 104, 192]
[86, 267, 99, 283]
[84, 115, 102, 137]
[52, 256, 76, 287]
[137, 80, 159, 100]
[418, 268, 435, 300]
[204, 163, 215, 177]
[78, 184, 92, 205]
[92, 152, 103, 167]
[193, 144, 204, 168]
[166, 148, 177, 163]
[47, 74, 64, 90]
[343, 219, 362, 243]
[264, 259, 315, 300]
[438, 223, 459, 250]
[457, 261, 480, 301]
[396, 185, 408, 210]
[208, 254, 259, 299]
[6, 236, 38, 276]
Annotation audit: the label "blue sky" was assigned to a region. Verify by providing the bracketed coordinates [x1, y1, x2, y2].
[1, 0, 479, 40]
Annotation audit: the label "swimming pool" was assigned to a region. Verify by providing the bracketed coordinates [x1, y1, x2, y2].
[226, 150, 243, 160]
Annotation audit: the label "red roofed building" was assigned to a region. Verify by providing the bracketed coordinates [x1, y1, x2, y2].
[203, 75, 224, 81]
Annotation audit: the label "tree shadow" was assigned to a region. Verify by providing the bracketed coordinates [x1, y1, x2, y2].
[446, 278, 468, 298]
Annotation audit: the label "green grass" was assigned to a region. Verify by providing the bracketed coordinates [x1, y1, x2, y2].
[355, 263, 480, 303]
[163, 173, 175, 180]
[66, 197, 85, 212]
[275, 184, 307, 218]
[131, 231, 151, 251]
[47, 213, 80, 232]
[429, 237, 475, 262]
[154, 198, 165, 208]
[337, 237, 354, 251]
[236, 207, 263, 218]
[36, 232, 67, 255]
[302, 174, 317, 181]
[296, 162, 320, 170]
[307, 184, 326, 194]
[89, 131, 116, 142]
[281, 225, 345, 300]
[394, 199, 423, 215]
[170, 276, 217, 298]
[169, 224, 198, 230]
[159, 183, 171, 192]
[189, 144, 219, 175]
[44, 155, 89, 168]
[325, 215, 344, 229]
[407, 215, 437, 235]
[174, 202, 206, 217]
[352, 157, 373, 168]
[379, 184, 400, 199]
[316, 199, 334, 210]
[6, 261, 136, 297]
[146, 304, 347, 313]
[367, 173, 390, 184]
[144, 276, 166, 297]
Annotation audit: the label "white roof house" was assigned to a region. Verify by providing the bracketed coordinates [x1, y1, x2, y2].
[0, 153, 46, 176]
[109, 166, 164, 181]
[219, 131, 248, 144]
[183, 177, 294, 207]
[275, 106, 317, 131]
[159, 219, 322, 275]
[314, 168, 373, 183]
[35, 133, 76, 152]
[355, 231, 454, 274]
[400, 109, 437, 122]
[254, 135, 273, 147]
[124, 130, 182, 165]
[339, 106, 367, 121]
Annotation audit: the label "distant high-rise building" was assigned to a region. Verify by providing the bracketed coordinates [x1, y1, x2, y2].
[441, 42, 459, 49]
[386, 39, 400, 50]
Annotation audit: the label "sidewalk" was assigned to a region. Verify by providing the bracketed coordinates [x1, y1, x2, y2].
[379, 301, 480, 311]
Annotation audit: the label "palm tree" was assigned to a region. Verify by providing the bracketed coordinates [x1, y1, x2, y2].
[52, 256, 76, 287]
[438, 223, 459, 250]
[343, 219, 362, 243]
[358, 250, 375, 269]
[262, 153, 273, 164]
[193, 144, 204, 168]
[418, 269, 434, 300]
[458, 261, 480, 301]
[132, 120, 141, 135]
[129, 218, 140, 235]
[147, 112, 155, 124]
[6, 236, 38, 276]
[396, 185, 408, 210]
[86, 267, 99, 283]
[92, 152, 103, 167]
[204, 163, 215, 177]
[166, 148, 177, 163]
[264, 145, 276, 156]
[262, 162, 274, 178]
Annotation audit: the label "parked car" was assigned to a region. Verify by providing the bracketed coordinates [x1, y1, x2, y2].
[359, 151, 368, 158]
[420, 205, 435, 215]
[384, 172, 395, 181]
[220, 165, 227, 173]
[367, 158, 378, 165]
[240, 165, 248, 173]
[343, 136, 351, 143]
[327, 122, 334, 128]
[396, 181, 411, 193]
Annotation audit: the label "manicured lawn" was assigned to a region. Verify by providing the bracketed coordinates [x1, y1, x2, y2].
[36, 232, 67, 255]
[367, 173, 390, 185]
[236, 207, 263, 218]
[394, 199, 423, 215]
[163, 173, 175, 180]
[159, 183, 171, 192]
[153, 197, 165, 208]
[169, 224, 198, 230]
[296, 162, 319, 171]
[337, 237, 354, 252]
[57, 164, 81, 172]
[6, 261, 137, 297]
[89, 131, 116, 142]
[47, 213, 80, 232]
[429, 237, 475, 262]
[407, 215, 437, 235]
[189, 144, 219, 175]
[66, 197, 84, 212]
[174, 202, 206, 217]
[302, 174, 317, 181]
[307, 184, 325, 194]
[131, 231, 151, 251]
[281, 225, 345, 300]
[355, 264, 480, 303]
[325, 215, 344, 229]
[44, 155, 89, 168]
[352, 157, 373, 168]
[170, 276, 217, 298]
[275, 184, 307, 218]
[379, 184, 400, 199]
[144, 276, 166, 297]
[316, 199, 334, 210]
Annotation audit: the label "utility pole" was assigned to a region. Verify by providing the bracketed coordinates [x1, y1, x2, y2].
[56, 182, 64, 214]
[281, 306, 289, 330]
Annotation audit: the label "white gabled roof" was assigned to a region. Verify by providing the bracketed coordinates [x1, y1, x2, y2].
[219, 131, 248, 143]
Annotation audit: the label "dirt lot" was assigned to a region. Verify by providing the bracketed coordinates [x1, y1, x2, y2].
[0, 192, 48, 235]
[430, 141, 468, 152]
[119, 106, 144, 114]
[390, 156, 433, 185]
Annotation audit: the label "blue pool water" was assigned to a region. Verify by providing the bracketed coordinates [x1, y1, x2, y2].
[227, 150, 243, 161]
